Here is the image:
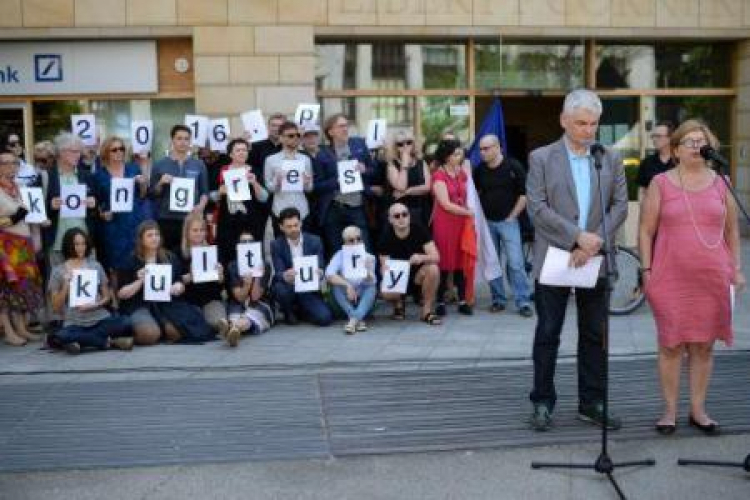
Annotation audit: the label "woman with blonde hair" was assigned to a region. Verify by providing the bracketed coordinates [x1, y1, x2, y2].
[178, 213, 230, 338]
[386, 131, 431, 227]
[640, 119, 745, 436]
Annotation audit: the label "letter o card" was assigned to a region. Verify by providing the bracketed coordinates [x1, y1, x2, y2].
[144, 264, 172, 302]
[281, 160, 304, 192]
[337, 160, 363, 194]
[294, 255, 319, 293]
[169, 177, 195, 212]
[381, 259, 410, 294]
[60, 184, 88, 219]
[69, 269, 98, 308]
[131, 120, 153, 154]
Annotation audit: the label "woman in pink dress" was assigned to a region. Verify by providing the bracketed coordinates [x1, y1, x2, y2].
[431, 139, 474, 316]
[640, 120, 745, 436]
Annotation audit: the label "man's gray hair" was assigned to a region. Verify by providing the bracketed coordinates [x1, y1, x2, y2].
[562, 89, 602, 116]
[53, 132, 84, 154]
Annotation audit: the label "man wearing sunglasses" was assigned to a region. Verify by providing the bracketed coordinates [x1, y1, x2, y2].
[378, 203, 441, 325]
[264, 121, 314, 236]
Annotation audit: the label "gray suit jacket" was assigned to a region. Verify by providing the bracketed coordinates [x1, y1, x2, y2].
[526, 137, 629, 281]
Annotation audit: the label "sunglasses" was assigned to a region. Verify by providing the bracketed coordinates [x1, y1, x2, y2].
[392, 211, 409, 219]
[284, 133, 301, 139]
[239, 238, 254, 243]
[345, 236, 362, 244]
[110, 146, 126, 153]
[396, 140, 414, 147]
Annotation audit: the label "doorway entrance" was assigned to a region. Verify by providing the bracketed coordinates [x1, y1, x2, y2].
[475, 96, 564, 166]
[0, 102, 29, 155]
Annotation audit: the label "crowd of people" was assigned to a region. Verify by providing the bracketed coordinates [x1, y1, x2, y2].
[0, 89, 744, 435]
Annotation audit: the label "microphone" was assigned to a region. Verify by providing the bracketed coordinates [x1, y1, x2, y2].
[590, 143, 605, 170]
[699, 145, 729, 170]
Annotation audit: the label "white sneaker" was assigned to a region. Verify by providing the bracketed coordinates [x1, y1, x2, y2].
[356, 320, 367, 332]
[344, 318, 357, 335]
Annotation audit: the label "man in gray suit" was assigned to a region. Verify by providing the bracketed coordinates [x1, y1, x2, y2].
[526, 89, 628, 431]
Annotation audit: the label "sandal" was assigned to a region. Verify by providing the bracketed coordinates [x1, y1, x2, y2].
[391, 299, 406, 320]
[421, 312, 442, 326]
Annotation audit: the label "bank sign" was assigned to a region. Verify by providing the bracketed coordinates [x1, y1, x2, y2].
[0, 41, 157, 96]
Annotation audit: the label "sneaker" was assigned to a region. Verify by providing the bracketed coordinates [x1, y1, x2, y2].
[530, 403, 552, 431]
[490, 303, 506, 313]
[110, 337, 134, 351]
[65, 342, 81, 355]
[217, 318, 230, 338]
[356, 320, 367, 332]
[344, 318, 357, 335]
[578, 403, 622, 430]
[435, 303, 447, 317]
[457, 303, 473, 315]
[519, 305, 534, 318]
[226, 324, 241, 348]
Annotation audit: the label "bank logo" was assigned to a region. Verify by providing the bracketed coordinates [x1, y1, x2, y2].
[34, 54, 63, 82]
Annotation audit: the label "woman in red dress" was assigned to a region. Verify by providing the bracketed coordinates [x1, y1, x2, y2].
[640, 120, 745, 436]
[431, 140, 474, 316]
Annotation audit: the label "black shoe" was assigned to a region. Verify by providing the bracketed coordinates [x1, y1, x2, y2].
[435, 303, 446, 316]
[519, 305, 534, 318]
[530, 403, 552, 432]
[490, 303, 506, 313]
[655, 422, 676, 435]
[578, 403, 622, 430]
[689, 415, 720, 436]
[284, 313, 299, 326]
[65, 342, 81, 355]
[457, 303, 473, 315]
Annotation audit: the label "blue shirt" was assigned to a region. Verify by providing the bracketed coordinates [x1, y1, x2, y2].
[564, 139, 591, 231]
[149, 155, 209, 220]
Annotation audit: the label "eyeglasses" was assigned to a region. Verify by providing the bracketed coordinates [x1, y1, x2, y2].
[396, 140, 414, 147]
[679, 139, 708, 149]
[650, 133, 669, 139]
[110, 146, 126, 153]
[345, 236, 362, 244]
[392, 211, 409, 219]
[283, 133, 300, 139]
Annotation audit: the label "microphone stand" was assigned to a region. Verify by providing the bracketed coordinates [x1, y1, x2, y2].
[677, 156, 750, 474]
[530, 148, 656, 500]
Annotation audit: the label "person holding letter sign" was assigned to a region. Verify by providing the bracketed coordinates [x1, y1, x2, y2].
[47, 228, 133, 354]
[149, 125, 210, 252]
[264, 121, 314, 235]
[178, 214, 231, 338]
[270, 207, 332, 326]
[44, 133, 97, 267]
[215, 138, 269, 265]
[525, 89, 628, 432]
[92, 136, 147, 285]
[225, 231, 274, 347]
[0, 153, 44, 346]
[117, 221, 213, 345]
[378, 203, 442, 326]
[314, 113, 376, 255]
[326, 226, 378, 334]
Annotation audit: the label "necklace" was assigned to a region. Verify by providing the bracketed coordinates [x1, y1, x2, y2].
[676, 168, 725, 250]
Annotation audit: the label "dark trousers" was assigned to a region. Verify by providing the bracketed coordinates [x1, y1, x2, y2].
[272, 280, 333, 326]
[530, 279, 607, 411]
[322, 202, 371, 258]
[52, 316, 132, 350]
[159, 218, 184, 254]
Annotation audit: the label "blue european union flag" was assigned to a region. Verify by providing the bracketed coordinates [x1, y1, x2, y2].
[468, 98, 508, 168]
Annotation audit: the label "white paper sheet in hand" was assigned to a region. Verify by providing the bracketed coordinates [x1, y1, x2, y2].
[539, 246, 603, 288]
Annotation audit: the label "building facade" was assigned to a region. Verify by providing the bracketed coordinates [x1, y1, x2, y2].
[1, 0, 749, 205]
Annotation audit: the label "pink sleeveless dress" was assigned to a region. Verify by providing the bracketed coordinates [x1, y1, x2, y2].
[645, 173, 734, 348]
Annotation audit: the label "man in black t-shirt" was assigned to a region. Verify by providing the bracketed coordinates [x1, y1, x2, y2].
[378, 203, 441, 325]
[474, 134, 533, 317]
[637, 121, 674, 199]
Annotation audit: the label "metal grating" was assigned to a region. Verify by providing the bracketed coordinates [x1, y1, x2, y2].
[0, 354, 748, 472]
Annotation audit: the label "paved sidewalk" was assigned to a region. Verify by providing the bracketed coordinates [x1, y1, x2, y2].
[1, 242, 749, 381]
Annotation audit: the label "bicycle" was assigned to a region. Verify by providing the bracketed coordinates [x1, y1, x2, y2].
[609, 245, 646, 315]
